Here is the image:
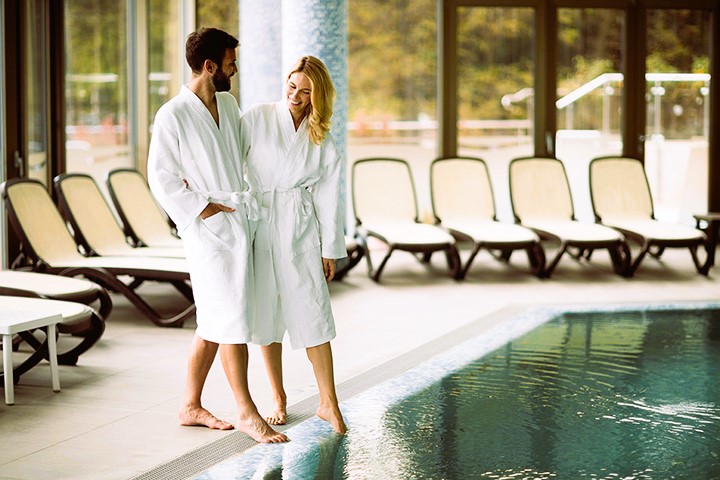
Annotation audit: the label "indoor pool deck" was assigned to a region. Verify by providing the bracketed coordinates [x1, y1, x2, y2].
[1, 246, 719, 479]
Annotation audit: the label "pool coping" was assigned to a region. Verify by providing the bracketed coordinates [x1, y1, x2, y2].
[132, 298, 720, 480]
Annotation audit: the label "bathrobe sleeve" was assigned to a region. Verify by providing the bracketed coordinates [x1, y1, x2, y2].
[313, 136, 347, 259]
[147, 106, 209, 232]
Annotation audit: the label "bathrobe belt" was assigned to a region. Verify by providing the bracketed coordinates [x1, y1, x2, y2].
[258, 187, 312, 243]
[204, 189, 260, 222]
[258, 186, 314, 320]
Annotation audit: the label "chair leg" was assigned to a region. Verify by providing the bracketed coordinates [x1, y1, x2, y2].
[526, 242, 546, 278]
[608, 242, 632, 277]
[334, 241, 365, 281]
[460, 244, 483, 279]
[627, 242, 651, 276]
[690, 244, 709, 276]
[58, 267, 192, 327]
[445, 245, 463, 280]
[52, 312, 105, 365]
[542, 243, 569, 278]
[0, 330, 49, 382]
[371, 248, 394, 283]
[649, 245, 665, 259]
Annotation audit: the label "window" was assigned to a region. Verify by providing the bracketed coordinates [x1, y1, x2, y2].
[65, 0, 132, 186]
[645, 9, 711, 223]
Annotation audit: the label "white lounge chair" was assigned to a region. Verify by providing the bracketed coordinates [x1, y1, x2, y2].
[509, 156, 630, 277]
[106, 168, 184, 249]
[352, 157, 461, 282]
[430, 156, 545, 278]
[589, 156, 708, 275]
[2, 178, 194, 327]
[54, 173, 185, 258]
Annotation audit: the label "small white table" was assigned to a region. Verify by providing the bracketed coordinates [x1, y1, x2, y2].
[1, 311, 62, 405]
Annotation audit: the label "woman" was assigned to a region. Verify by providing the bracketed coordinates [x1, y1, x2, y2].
[240, 56, 347, 434]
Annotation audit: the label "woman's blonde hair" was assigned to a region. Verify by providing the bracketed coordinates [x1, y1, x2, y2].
[288, 56, 336, 145]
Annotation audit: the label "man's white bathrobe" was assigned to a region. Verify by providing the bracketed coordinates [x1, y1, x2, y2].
[241, 102, 346, 349]
[148, 86, 256, 344]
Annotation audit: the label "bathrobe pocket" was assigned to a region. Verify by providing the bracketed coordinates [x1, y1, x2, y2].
[198, 212, 237, 250]
[292, 197, 321, 256]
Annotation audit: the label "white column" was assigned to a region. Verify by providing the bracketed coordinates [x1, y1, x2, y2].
[239, 0, 283, 111]
[281, 0, 348, 223]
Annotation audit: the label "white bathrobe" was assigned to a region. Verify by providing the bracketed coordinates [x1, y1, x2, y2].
[241, 102, 346, 349]
[148, 85, 256, 344]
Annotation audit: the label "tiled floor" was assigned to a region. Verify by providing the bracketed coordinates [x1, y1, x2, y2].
[1, 245, 718, 479]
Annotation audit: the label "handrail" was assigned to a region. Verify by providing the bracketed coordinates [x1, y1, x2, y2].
[503, 72, 711, 110]
[556, 72, 710, 109]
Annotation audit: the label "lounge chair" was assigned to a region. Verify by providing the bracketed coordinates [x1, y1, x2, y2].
[430, 156, 545, 278]
[105, 168, 183, 249]
[0, 270, 107, 366]
[54, 173, 185, 258]
[0, 296, 103, 385]
[589, 156, 708, 275]
[352, 157, 461, 282]
[509, 156, 630, 277]
[1, 178, 194, 327]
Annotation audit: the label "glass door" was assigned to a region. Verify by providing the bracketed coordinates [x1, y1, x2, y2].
[456, 6, 535, 222]
[25, 0, 50, 185]
[555, 7, 624, 222]
[644, 9, 711, 223]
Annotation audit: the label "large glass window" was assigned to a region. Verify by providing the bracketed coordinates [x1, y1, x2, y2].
[196, 0, 239, 101]
[556, 8, 624, 222]
[457, 7, 534, 222]
[148, 0, 183, 132]
[645, 9, 711, 223]
[25, 0, 50, 186]
[65, 0, 132, 186]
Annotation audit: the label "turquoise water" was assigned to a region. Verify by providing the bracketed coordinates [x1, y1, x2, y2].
[197, 305, 720, 479]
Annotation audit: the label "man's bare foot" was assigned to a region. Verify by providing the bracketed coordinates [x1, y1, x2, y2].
[179, 406, 234, 430]
[265, 401, 287, 425]
[317, 403, 347, 434]
[236, 412, 289, 443]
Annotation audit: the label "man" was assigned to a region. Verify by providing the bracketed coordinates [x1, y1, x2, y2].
[147, 27, 287, 443]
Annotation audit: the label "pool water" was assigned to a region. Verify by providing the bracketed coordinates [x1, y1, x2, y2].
[197, 306, 720, 479]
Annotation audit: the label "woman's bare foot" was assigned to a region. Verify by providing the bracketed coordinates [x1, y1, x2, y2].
[317, 403, 347, 434]
[265, 401, 287, 425]
[236, 412, 289, 443]
[179, 405, 234, 430]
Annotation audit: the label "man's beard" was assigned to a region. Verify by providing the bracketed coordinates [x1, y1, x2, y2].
[213, 69, 231, 92]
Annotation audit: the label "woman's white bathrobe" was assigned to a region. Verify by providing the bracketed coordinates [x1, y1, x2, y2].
[241, 102, 346, 349]
[148, 86, 257, 344]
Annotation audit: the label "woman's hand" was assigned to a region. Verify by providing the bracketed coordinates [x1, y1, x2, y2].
[322, 257, 336, 283]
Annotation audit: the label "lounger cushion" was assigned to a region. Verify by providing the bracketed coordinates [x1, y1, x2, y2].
[361, 222, 455, 245]
[524, 220, 623, 242]
[603, 219, 704, 242]
[0, 271, 99, 298]
[444, 221, 539, 244]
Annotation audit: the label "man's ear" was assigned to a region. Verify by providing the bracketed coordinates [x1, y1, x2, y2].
[203, 59, 215, 74]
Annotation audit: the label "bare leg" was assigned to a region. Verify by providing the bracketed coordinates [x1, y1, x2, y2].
[219, 343, 289, 443]
[261, 342, 287, 425]
[179, 335, 233, 430]
[307, 342, 347, 434]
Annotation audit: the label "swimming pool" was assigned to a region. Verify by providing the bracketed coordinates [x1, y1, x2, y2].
[195, 303, 720, 479]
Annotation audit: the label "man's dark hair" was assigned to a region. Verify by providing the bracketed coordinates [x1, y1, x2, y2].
[185, 28, 239, 74]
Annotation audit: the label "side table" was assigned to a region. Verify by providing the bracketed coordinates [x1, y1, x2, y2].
[694, 213, 720, 272]
[0, 311, 62, 405]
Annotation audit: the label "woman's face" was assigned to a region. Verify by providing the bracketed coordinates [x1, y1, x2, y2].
[286, 72, 312, 118]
